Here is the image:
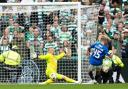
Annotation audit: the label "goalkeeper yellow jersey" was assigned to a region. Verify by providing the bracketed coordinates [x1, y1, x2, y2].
[38, 52, 65, 73]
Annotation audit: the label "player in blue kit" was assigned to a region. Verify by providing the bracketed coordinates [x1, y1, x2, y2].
[86, 35, 112, 84]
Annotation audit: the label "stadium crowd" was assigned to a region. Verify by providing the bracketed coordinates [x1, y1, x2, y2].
[0, 0, 127, 84]
[0, 0, 78, 83]
[86, 0, 128, 84]
[97, 0, 128, 58]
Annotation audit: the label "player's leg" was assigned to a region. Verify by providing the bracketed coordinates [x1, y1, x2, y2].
[115, 66, 122, 83]
[95, 71, 101, 83]
[95, 65, 102, 83]
[88, 64, 95, 80]
[88, 65, 101, 84]
[102, 73, 108, 83]
[108, 69, 114, 83]
[56, 73, 77, 83]
[40, 71, 55, 84]
[101, 70, 107, 83]
[41, 79, 54, 84]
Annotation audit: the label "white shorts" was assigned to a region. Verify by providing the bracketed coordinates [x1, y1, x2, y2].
[88, 64, 102, 72]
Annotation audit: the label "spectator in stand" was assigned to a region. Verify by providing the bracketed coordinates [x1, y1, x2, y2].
[0, 36, 10, 53]
[123, 1, 128, 23]
[111, 0, 122, 9]
[44, 36, 58, 54]
[107, 22, 124, 58]
[25, 27, 34, 41]
[112, 31, 122, 58]
[104, 23, 115, 39]
[11, 31, 27, 59]
[110, 5, 121, 20]
[44, 30, 53, 41]
[5, 21, 24, 42]
[59, 25, 72, 44]
[5, 18, 14, 34]
[103, 10, 112, 27]
[86, 13, 97, 32]
[8, 18, 15, 26]
[46, 24, 51, 31]
[51, 21, 61, 40]
[2, 17, 9, 33]
[98, 4, 105, 25]
[122, 28, 128, 58]
[43, 24, 53, 41]
[27, 27, 43, 58]
[113, 11, 124, 27]
[117, 22, 125, 37]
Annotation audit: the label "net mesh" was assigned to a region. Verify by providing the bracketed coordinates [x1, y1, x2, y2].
[81, 5, 99, 83]
[0, 3, 99, 83]
[0, 3, 79, 83]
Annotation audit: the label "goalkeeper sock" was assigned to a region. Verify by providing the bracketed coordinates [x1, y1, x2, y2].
[64, 76, 76, 83]
[42, 79, 54, 84]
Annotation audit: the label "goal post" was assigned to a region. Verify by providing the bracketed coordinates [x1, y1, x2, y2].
[0, 2, 82, 83]
[77, 2, 82, 83]
[0, 2, 99, 84]
[81, 5, 99, 83]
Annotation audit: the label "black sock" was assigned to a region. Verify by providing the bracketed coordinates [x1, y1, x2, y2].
[116, 66, 121, 81]
[95, 71, 101, 83]
[89, 71, 94, 80]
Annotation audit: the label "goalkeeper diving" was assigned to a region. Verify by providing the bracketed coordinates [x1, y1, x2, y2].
[32, 47, 78, 84]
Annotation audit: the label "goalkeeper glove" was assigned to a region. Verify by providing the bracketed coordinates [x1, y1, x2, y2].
[31, 52, 37, 59]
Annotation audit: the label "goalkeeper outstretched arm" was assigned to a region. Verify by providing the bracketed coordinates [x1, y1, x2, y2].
[38, 54, 49, 60]
[36, 47, 55, 60]
[55, 48, 65, 60]
[38, 48, 65, 60]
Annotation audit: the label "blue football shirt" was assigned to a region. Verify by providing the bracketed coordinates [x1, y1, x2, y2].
[89, 42, 110, 66]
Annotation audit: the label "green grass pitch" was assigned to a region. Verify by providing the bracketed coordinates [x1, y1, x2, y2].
[0, 84, 128, 89]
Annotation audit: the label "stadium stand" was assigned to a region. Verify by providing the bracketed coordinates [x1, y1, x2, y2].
[0, 0, 128, 84]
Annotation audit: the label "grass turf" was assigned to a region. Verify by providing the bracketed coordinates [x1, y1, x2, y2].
[0, 84, 128, 89]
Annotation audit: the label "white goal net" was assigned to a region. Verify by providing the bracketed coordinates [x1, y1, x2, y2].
[81, 5, 99, 83]
[0, 2, 81, 83]
[0, 2, 99, 84]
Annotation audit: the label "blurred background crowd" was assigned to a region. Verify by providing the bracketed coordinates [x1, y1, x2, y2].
[97, 0, 128, 59]
[0, 0, 79, 83]
[0, 0, 128, 83]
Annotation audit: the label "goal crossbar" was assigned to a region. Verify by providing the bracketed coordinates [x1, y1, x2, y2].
[0, 2, 80, 6]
